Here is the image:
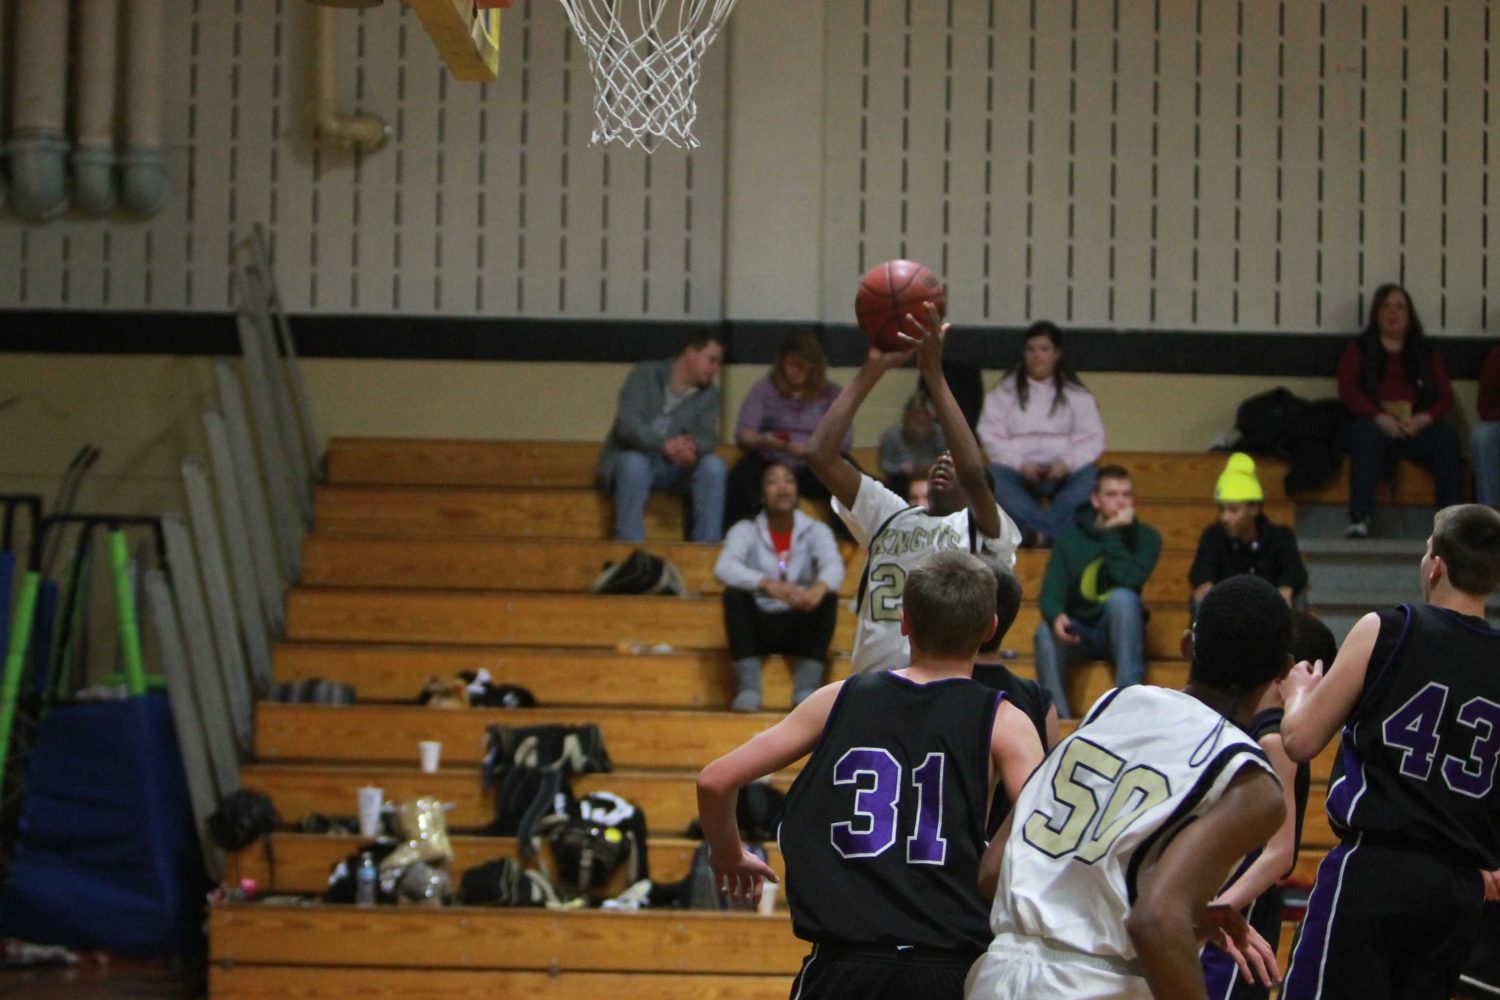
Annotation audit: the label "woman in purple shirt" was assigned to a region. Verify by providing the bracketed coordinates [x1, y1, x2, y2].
[725, 331, 851, 527]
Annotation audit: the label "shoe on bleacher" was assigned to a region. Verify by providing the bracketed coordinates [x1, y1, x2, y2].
[601, 878, 654, 912]
[731, 689, 762, 712]
[1345, 517, 1371, 539]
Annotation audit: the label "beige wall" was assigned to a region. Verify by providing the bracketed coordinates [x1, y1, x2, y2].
[0, 353, 1482, 516]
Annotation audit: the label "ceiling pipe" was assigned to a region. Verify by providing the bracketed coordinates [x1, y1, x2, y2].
[73, 0, 120, 216]
[9, 0, 71, 221]
[312, 6, 390, 154]
[120, 0, 167, 216]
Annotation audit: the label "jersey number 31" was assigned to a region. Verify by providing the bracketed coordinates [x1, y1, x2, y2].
[830, 747, 948, 864]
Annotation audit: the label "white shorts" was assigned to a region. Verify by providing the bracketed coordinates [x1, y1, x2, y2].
[965, 932, 1153, 1000]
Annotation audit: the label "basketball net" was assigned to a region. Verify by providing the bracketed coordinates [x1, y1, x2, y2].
[555, 0, 739, 151]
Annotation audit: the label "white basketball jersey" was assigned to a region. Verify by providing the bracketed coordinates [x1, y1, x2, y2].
[990, 686, 1276, 961]
[834, 474, 1020, 674]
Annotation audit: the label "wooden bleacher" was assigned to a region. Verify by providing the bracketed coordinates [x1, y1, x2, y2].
[215, 439, 1368, 998]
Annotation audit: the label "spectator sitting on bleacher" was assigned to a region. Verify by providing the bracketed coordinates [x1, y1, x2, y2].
[1468, 341, 1500, 508]
[723, 331, 847, 529]
[714, 462, 845, 712]
[1337, 283, 1461, 538]
[877, 387, 947, 502]
[1033, 465, 1161, 718]
[597, 330, 727, 543]
[1189, 452, 1308, 616]
[977, 320, 1105, 548]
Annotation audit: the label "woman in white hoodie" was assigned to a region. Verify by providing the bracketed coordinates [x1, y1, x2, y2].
[714, 462, 846, 712]
[977, 321, 1106, 547]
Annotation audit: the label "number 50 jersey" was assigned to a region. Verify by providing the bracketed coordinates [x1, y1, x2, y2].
[779, 671, 1006, 952]
[990, 686, 1275, 961]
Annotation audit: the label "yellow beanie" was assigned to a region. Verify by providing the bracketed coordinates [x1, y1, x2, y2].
[1215, 452, 1263, 503]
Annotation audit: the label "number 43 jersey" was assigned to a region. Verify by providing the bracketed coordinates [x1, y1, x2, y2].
[991, 686, 1274, 961]
[779, 671, 1006, 951]
[1327, 604, 1500, 871]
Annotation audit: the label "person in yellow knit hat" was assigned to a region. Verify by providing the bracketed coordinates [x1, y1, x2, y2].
[1189, 453, 1308, 615]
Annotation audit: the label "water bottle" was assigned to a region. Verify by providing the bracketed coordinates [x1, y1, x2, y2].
[355, 851, 378, 906]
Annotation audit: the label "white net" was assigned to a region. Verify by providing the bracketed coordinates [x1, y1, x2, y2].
[556, 0, 739, 151]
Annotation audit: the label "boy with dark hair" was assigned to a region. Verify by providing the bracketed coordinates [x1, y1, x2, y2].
[1199, 610, 1330, 1000]
[697, 550, 1044, 1000]
[969, 574, 1290, 1000]
[1281, 504, 1500, 1000]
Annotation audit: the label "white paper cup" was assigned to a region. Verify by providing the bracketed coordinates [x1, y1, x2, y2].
[757, 879, 779, 917]
[419, 740, 442, 773]
[357, 786, 384, 838]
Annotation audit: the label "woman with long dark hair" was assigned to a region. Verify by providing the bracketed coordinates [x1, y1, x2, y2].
[1337, 284, 1461, 537]
[977, 321, 1105, 547]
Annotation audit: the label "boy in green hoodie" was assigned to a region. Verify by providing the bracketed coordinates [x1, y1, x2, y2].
[1032, 464, 1162, 717]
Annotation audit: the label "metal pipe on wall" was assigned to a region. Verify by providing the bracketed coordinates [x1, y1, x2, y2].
[9, 0, 71, 221]
[120, 0, 167, 216]
[73, 0, 120, 216]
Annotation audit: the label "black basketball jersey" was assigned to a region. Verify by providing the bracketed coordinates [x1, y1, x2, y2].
[972, 662, 1053, 838]
[779, 671, 1002, 952]
[1327, 604, 1500, 870]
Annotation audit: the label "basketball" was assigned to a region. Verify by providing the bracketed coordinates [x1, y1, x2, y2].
[855, 260, 947, 352]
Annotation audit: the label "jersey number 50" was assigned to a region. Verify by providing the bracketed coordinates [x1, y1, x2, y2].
[830, 747, 948, 864]
[1022, 738, 1172, 862]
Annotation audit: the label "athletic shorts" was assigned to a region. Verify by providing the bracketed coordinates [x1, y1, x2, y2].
[1459, 903, 1500, 998]
[788, 942, 980, 1000]
[964, 932, 1152, 1000]
[1283, 839, 1485, 1000]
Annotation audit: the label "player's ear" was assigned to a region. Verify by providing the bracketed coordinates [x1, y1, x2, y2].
[899, 608, 911, 638]
[982, 613, 998, 643]
[1178, 627, 1193, 662]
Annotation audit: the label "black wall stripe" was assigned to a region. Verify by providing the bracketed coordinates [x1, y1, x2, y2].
[0, 309, 1496, 379]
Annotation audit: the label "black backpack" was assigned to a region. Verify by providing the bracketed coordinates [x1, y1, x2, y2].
[539, 791, 649, 895]
[590, 548, 686, 596]
[482, 724, 613, 857]
[460, 858, 564, 908]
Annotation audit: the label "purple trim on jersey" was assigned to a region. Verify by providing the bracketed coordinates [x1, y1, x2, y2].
[1283, 839, 1360, 1000]
[1351, 605, 1414, 720]
[883, 672, 976, 691]
[1430, 604, 1500, 638]
[814, 675, 861, 750]
[1079, 687, 1126, 728]
[1323, 741, 1366, 831]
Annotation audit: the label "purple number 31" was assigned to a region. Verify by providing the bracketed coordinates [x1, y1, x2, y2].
[1382, 682, 1500, 798]
[830, 748, 948, 864]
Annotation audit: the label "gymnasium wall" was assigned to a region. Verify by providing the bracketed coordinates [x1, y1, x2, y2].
[0, 1, 1496, 508]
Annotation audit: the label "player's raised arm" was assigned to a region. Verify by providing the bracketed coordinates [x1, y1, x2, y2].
[1281, 611, 1377, 762]
[902, 306, 1003, 540]
[806, 347, 914, 510]
[1126, 766, 1286, 999]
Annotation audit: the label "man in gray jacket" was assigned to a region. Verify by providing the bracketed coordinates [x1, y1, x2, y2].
[598, 331, 727, 542]
[715, 462, 845, 711]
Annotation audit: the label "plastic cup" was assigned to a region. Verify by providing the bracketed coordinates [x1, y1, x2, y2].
[357, 786, 384, 838]
[419, 740, 442, 773]
[757, 879, 779, 917]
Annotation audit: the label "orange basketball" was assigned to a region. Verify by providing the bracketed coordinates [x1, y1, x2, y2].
[854, 259, 947, 352]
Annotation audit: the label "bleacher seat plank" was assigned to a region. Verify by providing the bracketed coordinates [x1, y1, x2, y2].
[239, 764, 748, 833]
[229, 832, 784, 896]
[284, 588, 1195, 659]
[210, 905, 806, 975]
[313, 483, 1292, 551]
[299, 534, 1196, 604]
[273, 642, 1192, 712]
[211, 967, 792, 1000]
[255, 704, 793, 769]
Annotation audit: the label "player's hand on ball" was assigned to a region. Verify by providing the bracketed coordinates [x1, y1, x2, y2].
[1195, 903, 1281, 987]
[896, 303, 949, 371]
[709, 846, 779, 906]
[864, 343, 917, 372]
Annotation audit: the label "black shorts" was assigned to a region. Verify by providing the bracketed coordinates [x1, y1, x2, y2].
[788, 942, 980, 1000]
[1283, 840, 1485, 1000]
[1460, 903, 1500, 998]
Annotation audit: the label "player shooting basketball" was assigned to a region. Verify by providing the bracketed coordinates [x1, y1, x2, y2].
[806, 302, 1022, 674]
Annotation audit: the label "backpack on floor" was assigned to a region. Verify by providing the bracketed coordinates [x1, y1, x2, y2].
[590, 548, 686, 597]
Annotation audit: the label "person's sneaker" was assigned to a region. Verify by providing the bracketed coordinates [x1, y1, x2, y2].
[731, 689, 762, 712]
[1345, 517, 1371, 539]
